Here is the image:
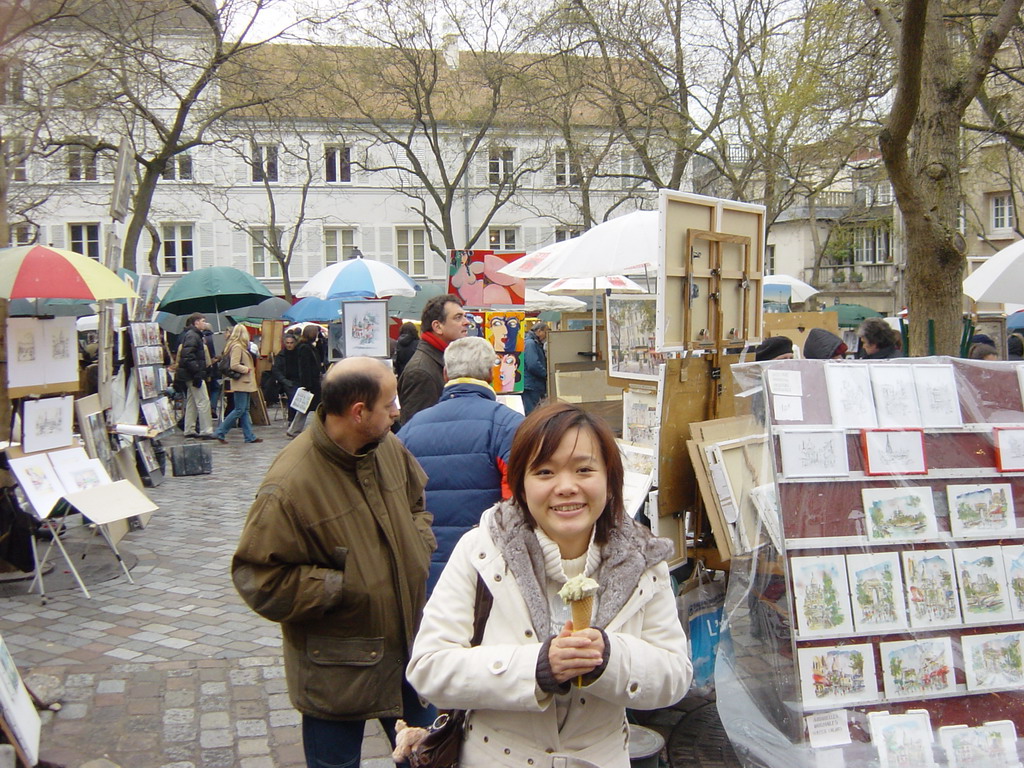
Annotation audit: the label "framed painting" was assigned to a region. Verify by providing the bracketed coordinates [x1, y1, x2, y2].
[861, 429, 927, 476]
[622, 388, 659, 447]
[862, 486, 938, 542]
[824, 363, 877, 429]
[21, 395, 74, 454]
[447, 249, 525, 307]
[902, 549, 961, 628]
[879, 637, 956, 700]
[963, 631, 1024, 691]
[606, 295, 659, 382]
[1002, 544, 1024, 621]
[791, 554, 854, 637]
[946, 484, 1016, 538]
[777, 429, 849, 479]
[994, 427, 1024, 472]
[869, 711, 935, 768]
[913, 364, 962, 428]
[797, 642, 879, 707]
[0, 633, 41, 767]
[342, 300, 388, 358]
[846, 551, 908, 632]
[939, 721, 1018, 768]
[954, 545, 1013, 624]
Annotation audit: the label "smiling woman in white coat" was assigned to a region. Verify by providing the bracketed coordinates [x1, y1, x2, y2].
[406, 402, 692, 768]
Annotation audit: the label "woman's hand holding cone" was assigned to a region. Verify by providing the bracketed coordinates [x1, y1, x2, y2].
[548, 620, 604, 683]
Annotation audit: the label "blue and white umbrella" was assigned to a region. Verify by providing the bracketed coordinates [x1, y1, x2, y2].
[283, 297, 344, 323]
[297, 255, 420, 300]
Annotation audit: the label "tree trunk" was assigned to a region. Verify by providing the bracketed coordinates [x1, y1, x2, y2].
[122, 163, 165, 273]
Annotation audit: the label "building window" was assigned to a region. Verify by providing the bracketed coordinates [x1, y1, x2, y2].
[991, 193, 1015, 234]
[396, 228, 426, 276]
[489, 148, 513, 186]
[554, 149, 580, 188]
[251, 228, 282, 278]
[324, 228, 356, 265]
[726, 144, 750, 164]
[874, 183, 893, 205]
[162, 154, 193, 181]
[6, 137, 27, 182]
[765, 244, 776, 275]
[252, 143, 278, 183]
[852, 225, 890, 264]
[69, 223, 100, 260]
[555, 228, 582, 242]
[8, 223, 34, 247]
[489, 228, 517, 251]
[161, 224, 194, 273]
[325, 146, 351, 183]
[67, 143, 97, 181]
[0, 61, 24, 104]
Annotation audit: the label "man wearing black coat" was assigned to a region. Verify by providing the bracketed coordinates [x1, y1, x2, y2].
[172, 313, 215, 438]
[271, 333, 301, 422]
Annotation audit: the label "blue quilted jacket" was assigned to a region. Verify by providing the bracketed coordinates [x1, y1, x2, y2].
[398, 380, 524, 594]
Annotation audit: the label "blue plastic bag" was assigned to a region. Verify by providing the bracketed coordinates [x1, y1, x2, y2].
[678, 565, 725, 694]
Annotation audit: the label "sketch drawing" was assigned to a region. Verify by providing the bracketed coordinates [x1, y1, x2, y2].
[870, 711, 936, 768]
[902, 549, 961, 628]
[947, 484, 1016, 538]
[955, 545, 1013, 624]
[824, 363, 878, 428]
[847, 551, 908, 632]
[16, 330, 35, 362]
[870, 365, 922, 428]
[862, 487, 938, 541]
[995, 428, 1024, 472]
[1002, 545, 1024, 621]
[341, 301, 388, 358]
[913, 365, 962, 427]
[862, 429, 927, 475]
[50, 327, 71, 360]
[622, 389, 659, 447]
[797, 642, 878, 706]
[791, 555, 854, 637]
[939, 721, 1019, 768]
[777, 429, 849, 478]
[21, 395, 74, 454]
[880, 637, 955, 699]
[963, 631, 1024, 691]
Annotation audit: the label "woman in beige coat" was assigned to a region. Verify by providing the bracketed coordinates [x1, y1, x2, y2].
[213, 324, 262, 444]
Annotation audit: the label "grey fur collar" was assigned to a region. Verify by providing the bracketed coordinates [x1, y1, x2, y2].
[487, 500, 674, 636]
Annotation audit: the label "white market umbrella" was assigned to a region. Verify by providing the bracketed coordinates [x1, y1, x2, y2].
[540, 275, 646, 294]
[963, 239, 1024, 303]
[298, 255, 419, 300]
[763, 274, 820, 303]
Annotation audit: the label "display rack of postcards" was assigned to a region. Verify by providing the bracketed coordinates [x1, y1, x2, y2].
[721, 357, 1024, 768]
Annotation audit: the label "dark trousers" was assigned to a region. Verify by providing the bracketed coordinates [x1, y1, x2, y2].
[522, 388, 545, 415]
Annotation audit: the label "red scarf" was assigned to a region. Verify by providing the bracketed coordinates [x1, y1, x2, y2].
[421, 331, 447, 352]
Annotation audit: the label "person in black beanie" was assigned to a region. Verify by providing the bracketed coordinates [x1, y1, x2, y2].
[755, 336, 794, 361]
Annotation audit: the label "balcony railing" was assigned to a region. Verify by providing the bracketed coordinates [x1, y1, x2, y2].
[809, 263, 897, 289]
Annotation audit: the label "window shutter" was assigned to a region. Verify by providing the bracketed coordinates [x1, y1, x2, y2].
[232, 229, 248, 270]
[50, 225, 66, 249]
[523, 226, 540, 251]
[476, 154, 488, 187]
[542, 152, 556, 188]
[361, 227, 375, 256]
[198, 223, 215, 269]
[378, 227, 393, 263]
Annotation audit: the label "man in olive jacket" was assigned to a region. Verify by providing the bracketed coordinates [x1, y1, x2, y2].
[232, 357, 437, 767]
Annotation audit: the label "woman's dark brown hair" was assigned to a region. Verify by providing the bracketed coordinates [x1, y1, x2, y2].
[507, 402, 624, 543]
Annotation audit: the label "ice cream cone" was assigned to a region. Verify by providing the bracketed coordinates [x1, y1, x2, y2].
[571, 596, 593, 631]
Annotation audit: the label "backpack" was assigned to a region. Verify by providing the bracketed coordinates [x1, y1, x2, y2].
[218, 346, 243, 379]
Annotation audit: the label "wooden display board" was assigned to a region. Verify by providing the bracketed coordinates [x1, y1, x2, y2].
[762, 311, 839, 355]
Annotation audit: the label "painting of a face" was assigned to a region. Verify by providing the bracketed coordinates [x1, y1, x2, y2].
[499, 354, 518, 392]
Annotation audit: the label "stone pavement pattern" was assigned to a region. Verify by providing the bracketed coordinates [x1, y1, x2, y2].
[0, 424, 396, 768]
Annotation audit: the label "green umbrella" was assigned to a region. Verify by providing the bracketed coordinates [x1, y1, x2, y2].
[157, 266, 273, 316]
[822, 302, 884, 327]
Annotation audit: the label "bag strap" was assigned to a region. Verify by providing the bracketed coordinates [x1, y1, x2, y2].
[470, 574, 493, 647]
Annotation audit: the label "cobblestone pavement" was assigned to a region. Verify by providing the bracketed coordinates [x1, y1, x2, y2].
[0, 422, 395, 768]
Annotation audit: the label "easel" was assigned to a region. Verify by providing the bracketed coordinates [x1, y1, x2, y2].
[0, 708, 35, 768]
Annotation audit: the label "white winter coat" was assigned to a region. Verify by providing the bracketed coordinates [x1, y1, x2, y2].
[407, 503, 692, 768]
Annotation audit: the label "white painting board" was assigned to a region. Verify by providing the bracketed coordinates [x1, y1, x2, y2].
[342, 300, 388, 358]
[797, 642, 878, 707]
[9, 454, 64, 519]
[870, 710, 935, 768]
[778, 429, 849, 478]
[946, 484, 1016, 539]
[995, 428, 1024, 472]
[962, 631, 1024, 691]
[862, 429, 927, 475]
[913, 364, 962, 427]
[21, 395, 74, 454]
[902, 549, 961, 628]
[54, 457, 111, 494]
[954, 545, 1013, 624]
[869, 365, 922, 428]
[824, 363, 877, 428]
[6, 318, 44, 389]
[791, 554, 854, 637]
[846, 551, 908, 633]
[1002, 544, 1024, 621]
[862, 486, 938, 542]
[939, 721, 1020, 768]
[879, 637, 955, 700]
[0, 633, 40, 767]
[65, 479, 157, 525]
[42, 316, 78, 385]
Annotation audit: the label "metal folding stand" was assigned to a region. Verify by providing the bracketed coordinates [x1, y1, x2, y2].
[28, 500, 91, 602]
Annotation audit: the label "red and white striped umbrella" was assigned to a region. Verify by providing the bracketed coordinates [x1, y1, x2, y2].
[0, 245, 136, 300]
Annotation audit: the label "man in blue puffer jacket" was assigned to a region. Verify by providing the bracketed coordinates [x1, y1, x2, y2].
[398, 336, 524, 594]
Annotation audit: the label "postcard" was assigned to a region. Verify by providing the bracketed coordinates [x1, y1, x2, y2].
[862, 429, 927, 475]
[870, 365, 922, 428]
[994, 428, 1024, 472]
[1002, 545, 1024, 621]
[902, 549, 961, 628]
[963, 631, 1024, 691]
[939, 720, 1019, 768]
[797, 642, 879, 706]
[847, 551, 908, 632]
[913, 364, 963, 428]
[825, 363, 877, 429]
[778, 429, 849, 479]
[955, 545, 1013, 624]
[870, 710, 935, 768]
[862, 487, 938, 542]
[946, 484, 1016, 538]
[879, 637, 956, 699]
[791, 555, 855, 637]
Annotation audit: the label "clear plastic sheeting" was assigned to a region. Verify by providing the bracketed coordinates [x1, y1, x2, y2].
[716, 356, 1024, 768]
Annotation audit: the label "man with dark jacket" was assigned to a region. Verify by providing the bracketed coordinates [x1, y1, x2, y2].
[398, 336, 524, 594]
[287, 325, 324, 437]
[271, 333, 301, 422]
[172, 313, 215, 438]
[397, 294, 469, 425]
[232, 357, 436, 768]
[522, 321, 549, 414]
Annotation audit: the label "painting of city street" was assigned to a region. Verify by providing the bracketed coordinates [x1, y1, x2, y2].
[903, 549, 962, 628]
[863, 487, 938, 541]
[797, 642, 878, 706]
[606, 296, 660, 382]
[1001, 545, 1024, 621]
[954, 546, 1012, 624]
[870, 711, 936, 768]
[963, 632, 1024, 691]
[946, 484, 1016, 538]
[847, 552, 908, 632]
[880, 637, 956, 699]
[939, 720, 1019, 768]
[791, 555, 854, 637]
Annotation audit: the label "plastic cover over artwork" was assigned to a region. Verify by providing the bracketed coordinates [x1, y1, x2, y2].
[714, 356, 1024, 768]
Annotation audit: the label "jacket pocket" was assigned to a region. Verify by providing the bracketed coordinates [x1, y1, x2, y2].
[306, 635, 384, 666]
[300, 636, 399, 717]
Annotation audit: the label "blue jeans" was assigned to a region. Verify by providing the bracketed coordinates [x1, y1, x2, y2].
[522, 388, 545, 415]
[301, 681, 435, 768]
[214, 390, 257, 442]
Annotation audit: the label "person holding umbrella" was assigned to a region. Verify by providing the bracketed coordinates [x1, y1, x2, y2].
[214, 324, 263, 445]
[172, 313, 215, 439]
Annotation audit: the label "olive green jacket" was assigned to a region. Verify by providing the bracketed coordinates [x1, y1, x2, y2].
[232, 407, 435, 720]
